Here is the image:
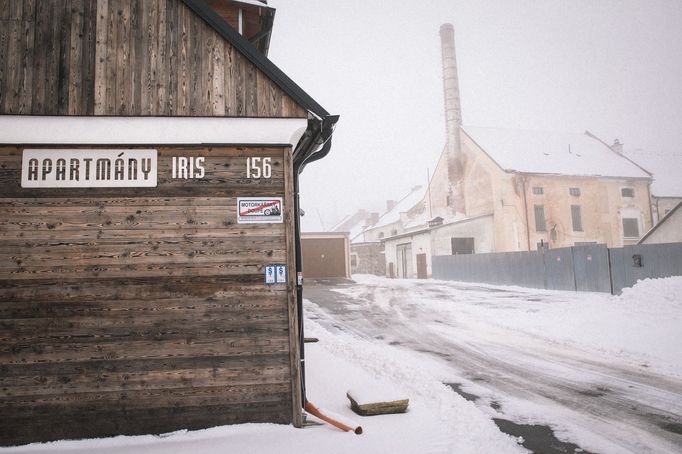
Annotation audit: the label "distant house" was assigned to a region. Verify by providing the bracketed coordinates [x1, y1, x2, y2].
[638, 202, 682, 245]
[330, 209, 384, 275]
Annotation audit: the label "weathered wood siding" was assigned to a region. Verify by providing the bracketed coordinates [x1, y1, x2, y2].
[0, 0, 306, 117]
[0, 145, 300, 445]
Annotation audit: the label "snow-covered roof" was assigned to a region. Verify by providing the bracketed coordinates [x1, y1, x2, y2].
[625, 149, 682, 197]
[371, 186, 426, 230]
[463, 126, 651, 179]
[349, 219, 372, 244]
[329, 213, 355, 233]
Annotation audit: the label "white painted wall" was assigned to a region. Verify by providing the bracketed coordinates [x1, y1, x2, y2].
[431, 215, 495, 256]
[640, 207, 682, 244]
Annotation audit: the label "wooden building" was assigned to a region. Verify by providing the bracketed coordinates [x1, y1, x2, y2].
[0, 0, 338, 446]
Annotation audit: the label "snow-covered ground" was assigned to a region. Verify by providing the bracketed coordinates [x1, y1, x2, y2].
[344, 274, 682, 378]
[3, 277, 680, 454]
[311, 275, 682, 454]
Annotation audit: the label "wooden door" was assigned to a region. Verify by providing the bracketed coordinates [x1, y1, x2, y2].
[416, 253, 428, 279]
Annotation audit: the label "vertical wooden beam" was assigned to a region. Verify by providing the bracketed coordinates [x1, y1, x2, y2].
[256, 69, 267, 116]
[0, 14, 7, 111]
[233, 50, 245, 116]
[17, 4, 35, 114]
[283, 148, 303, 427]
[104, 0, 117, 115]
[223, 42, 236, 116]
[93, 0, 108, 115]
[30, 0, 48, 114]
[201, 28, 213, 116]
[81, 0, 95, 115]
[140, 0, 150, 115]
[211, 35, 225, 115]
[0, 0, 10, 21]
[129, 0, 142, 114]
[2, 16, 20, 113]
[244, 60, 257, 116]
[8, 0, 22, 21]
[57, 1, 72, 115]
[188, 12, 202, 115]
[177, 2, 190, 115]
[68, 0, 84, 115]
[115, 0, 131, 115]
[156, 0, 167, 115]
[166, 0, 178, 115]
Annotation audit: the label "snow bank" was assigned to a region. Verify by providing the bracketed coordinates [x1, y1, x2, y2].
[303, 312, 525, 454]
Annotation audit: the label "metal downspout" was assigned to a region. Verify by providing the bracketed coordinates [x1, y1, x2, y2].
[293, 115, 338, 408]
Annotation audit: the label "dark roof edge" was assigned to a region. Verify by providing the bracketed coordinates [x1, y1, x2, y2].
[638, 201, 682, 244]
[181, 0, 329, 118]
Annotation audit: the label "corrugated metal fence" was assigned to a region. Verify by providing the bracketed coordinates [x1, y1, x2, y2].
[432, 242, 682, 294]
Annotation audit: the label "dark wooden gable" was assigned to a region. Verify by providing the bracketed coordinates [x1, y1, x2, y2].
[0, 0, 307, 117]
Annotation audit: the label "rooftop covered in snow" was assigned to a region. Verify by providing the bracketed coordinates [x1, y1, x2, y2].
[370, 185, 427, 230]
[463, 126, 651, 180]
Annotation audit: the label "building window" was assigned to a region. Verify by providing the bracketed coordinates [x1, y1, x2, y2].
[534, 205, 546, 232]
[622, 218, 640, 238]
[571, 205, 583, 231]
[569, 187, 581, 197]
[390, 229, 398, 236]
[532, 186, 544, 195]
[351, 255, 357, 267]
[451, 237, 475, 255]
[621, 187, 635, 198]
[378, 232, 384, 239]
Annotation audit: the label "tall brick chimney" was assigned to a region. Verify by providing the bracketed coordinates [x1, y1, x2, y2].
[439, 24, 465, 215]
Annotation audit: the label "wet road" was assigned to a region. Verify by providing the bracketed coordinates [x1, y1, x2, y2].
[303, 279, 682, 454]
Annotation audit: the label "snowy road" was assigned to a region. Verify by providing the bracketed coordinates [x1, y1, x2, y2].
[303, 276, 682, 454]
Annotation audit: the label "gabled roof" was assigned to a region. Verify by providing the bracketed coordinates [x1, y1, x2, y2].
[463, 126, 651, 179]
[370, 185, 426, 230]
[183, 0, 329, 119]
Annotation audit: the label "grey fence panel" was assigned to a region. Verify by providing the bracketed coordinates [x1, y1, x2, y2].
[608, 247, 626, 295]
[544, 247, 576, 291]
[573, 245, 612, 293]
[432, 251, 545, 288]
[433, 242, 682, 294]
[614, 242, 682, 294]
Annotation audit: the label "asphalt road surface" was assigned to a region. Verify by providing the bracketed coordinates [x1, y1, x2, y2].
[303, 279, 682, 454]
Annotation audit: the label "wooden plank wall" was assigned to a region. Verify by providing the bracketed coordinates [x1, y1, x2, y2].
[0, 145, 299, 445]
[0, 0, 306, 117]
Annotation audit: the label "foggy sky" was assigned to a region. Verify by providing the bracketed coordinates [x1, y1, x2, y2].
[266, 0, 682, 231]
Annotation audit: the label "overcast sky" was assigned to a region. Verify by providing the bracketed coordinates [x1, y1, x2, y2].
[266, 0, 682, 231]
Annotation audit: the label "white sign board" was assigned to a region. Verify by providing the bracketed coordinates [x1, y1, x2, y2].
[21, 149, 157, 188]
[237, 197, 283, 224]
[275, 265, 287, 284]
[265, 265, 276, 284]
